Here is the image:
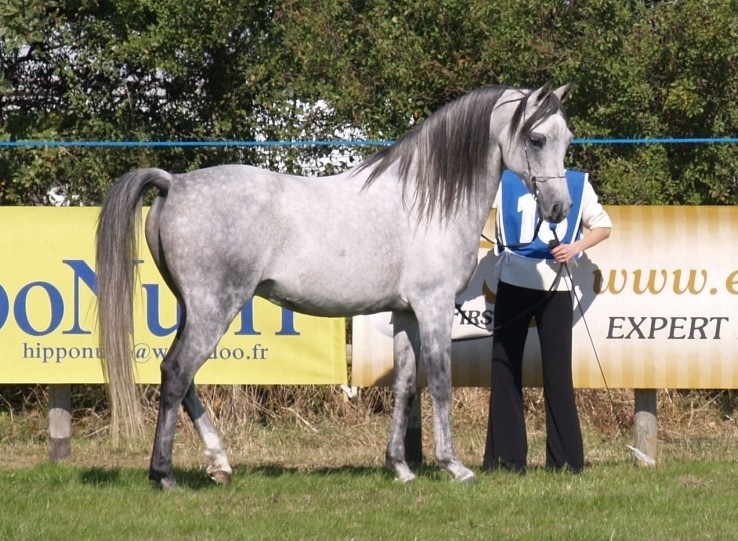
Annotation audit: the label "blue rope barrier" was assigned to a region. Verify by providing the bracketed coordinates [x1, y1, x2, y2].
[0, 140, 393, 148]
[0, 137, 737, 148]
[573, 137, 738, 145]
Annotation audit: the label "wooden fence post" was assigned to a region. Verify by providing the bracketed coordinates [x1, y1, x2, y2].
[634, 388, 658, 465]
[48, 384, 72, 462]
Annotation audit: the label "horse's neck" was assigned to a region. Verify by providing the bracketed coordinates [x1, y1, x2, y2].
[473, 154, 502, 231]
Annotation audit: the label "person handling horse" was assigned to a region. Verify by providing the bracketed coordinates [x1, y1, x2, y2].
[483, 168, 611, 474]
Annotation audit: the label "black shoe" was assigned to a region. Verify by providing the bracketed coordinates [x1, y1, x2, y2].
[483, 458, 527, 475]
[545, 463, 583, 474]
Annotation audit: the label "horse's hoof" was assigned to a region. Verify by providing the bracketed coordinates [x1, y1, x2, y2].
[387, 460, 416, 483]
[455, 471, 478, 485]
[445, 463, 477, 484]
[393, 469, 417, 483]
[151, 477, 179, 491]
[209, 469, 232, 485]
[395, 474, 416, 484]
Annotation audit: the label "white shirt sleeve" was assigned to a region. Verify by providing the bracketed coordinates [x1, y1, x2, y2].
[580, 181, 612, 230]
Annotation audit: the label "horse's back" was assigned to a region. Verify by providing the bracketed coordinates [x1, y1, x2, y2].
[156, 163, 395, 250]
[147, 163, 414, 316]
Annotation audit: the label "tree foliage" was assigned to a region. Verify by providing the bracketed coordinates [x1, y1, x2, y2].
[1, 0, 737, 205]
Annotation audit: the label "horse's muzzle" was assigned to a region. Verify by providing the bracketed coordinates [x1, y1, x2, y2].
[545, 200, 572, 224]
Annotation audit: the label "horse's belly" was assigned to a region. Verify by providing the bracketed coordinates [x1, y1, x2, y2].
[254, 277, 406, 317]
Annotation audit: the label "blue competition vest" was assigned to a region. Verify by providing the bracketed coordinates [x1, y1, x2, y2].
[495, 170, 586, 260]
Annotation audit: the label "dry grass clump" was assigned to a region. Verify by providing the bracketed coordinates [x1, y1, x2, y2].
[2, 384, 738, 470]
[3, 384, 738, 441]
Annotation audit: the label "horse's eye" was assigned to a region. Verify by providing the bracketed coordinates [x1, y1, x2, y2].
[528, 134, 546, 149]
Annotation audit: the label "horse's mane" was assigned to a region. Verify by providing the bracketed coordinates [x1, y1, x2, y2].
[356, 84, 567, 220]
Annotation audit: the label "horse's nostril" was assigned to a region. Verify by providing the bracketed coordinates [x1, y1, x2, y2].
[552, 203, 561, 216]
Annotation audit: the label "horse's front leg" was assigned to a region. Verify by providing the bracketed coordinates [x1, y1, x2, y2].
[417, 299, 476, 483]
[386, 310, 420, 483]
[182, 384, 233, 485]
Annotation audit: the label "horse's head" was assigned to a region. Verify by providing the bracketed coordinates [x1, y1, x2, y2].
[499, 83, 574, 223]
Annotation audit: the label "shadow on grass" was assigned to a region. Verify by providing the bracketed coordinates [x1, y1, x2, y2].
[78, 466, 217, 490]
[79, 467, 124, 485]
[232, 462, 447, 481]
[77, 462, 448, 489]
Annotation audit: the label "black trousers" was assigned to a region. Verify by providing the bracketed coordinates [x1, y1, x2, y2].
[483, 281, 583, 473]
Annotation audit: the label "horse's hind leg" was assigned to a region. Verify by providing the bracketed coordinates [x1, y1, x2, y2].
[149, 342, 188, 489]
[149, 312, 232, 489]
[182, 384, 233, 485]
[386, 310, 420, 483]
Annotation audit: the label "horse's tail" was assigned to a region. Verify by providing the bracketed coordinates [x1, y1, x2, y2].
[96, 168, 173, 445]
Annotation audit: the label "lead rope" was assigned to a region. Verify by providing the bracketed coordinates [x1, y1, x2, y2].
[553, 229, 627, 438]
[452, 261, 563, 342]
[492, 95, 627, 444]
[455, 228, 627, 437]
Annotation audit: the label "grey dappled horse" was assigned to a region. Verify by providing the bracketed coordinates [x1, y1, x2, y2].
[96, 83, 574, 489]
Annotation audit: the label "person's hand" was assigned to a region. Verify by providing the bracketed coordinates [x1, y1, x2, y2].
[550, 242, 578, 264]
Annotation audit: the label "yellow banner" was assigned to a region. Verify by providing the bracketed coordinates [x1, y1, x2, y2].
[0, 207, 346, 385]
[352, 207, 738, 389]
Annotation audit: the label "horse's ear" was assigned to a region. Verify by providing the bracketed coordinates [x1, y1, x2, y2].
[553, 83, 574, 103]
[529, 82, 553, 105]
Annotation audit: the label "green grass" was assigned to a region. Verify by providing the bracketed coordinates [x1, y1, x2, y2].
[1, 455, 737, 540]
[2, 387, 738, 540]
